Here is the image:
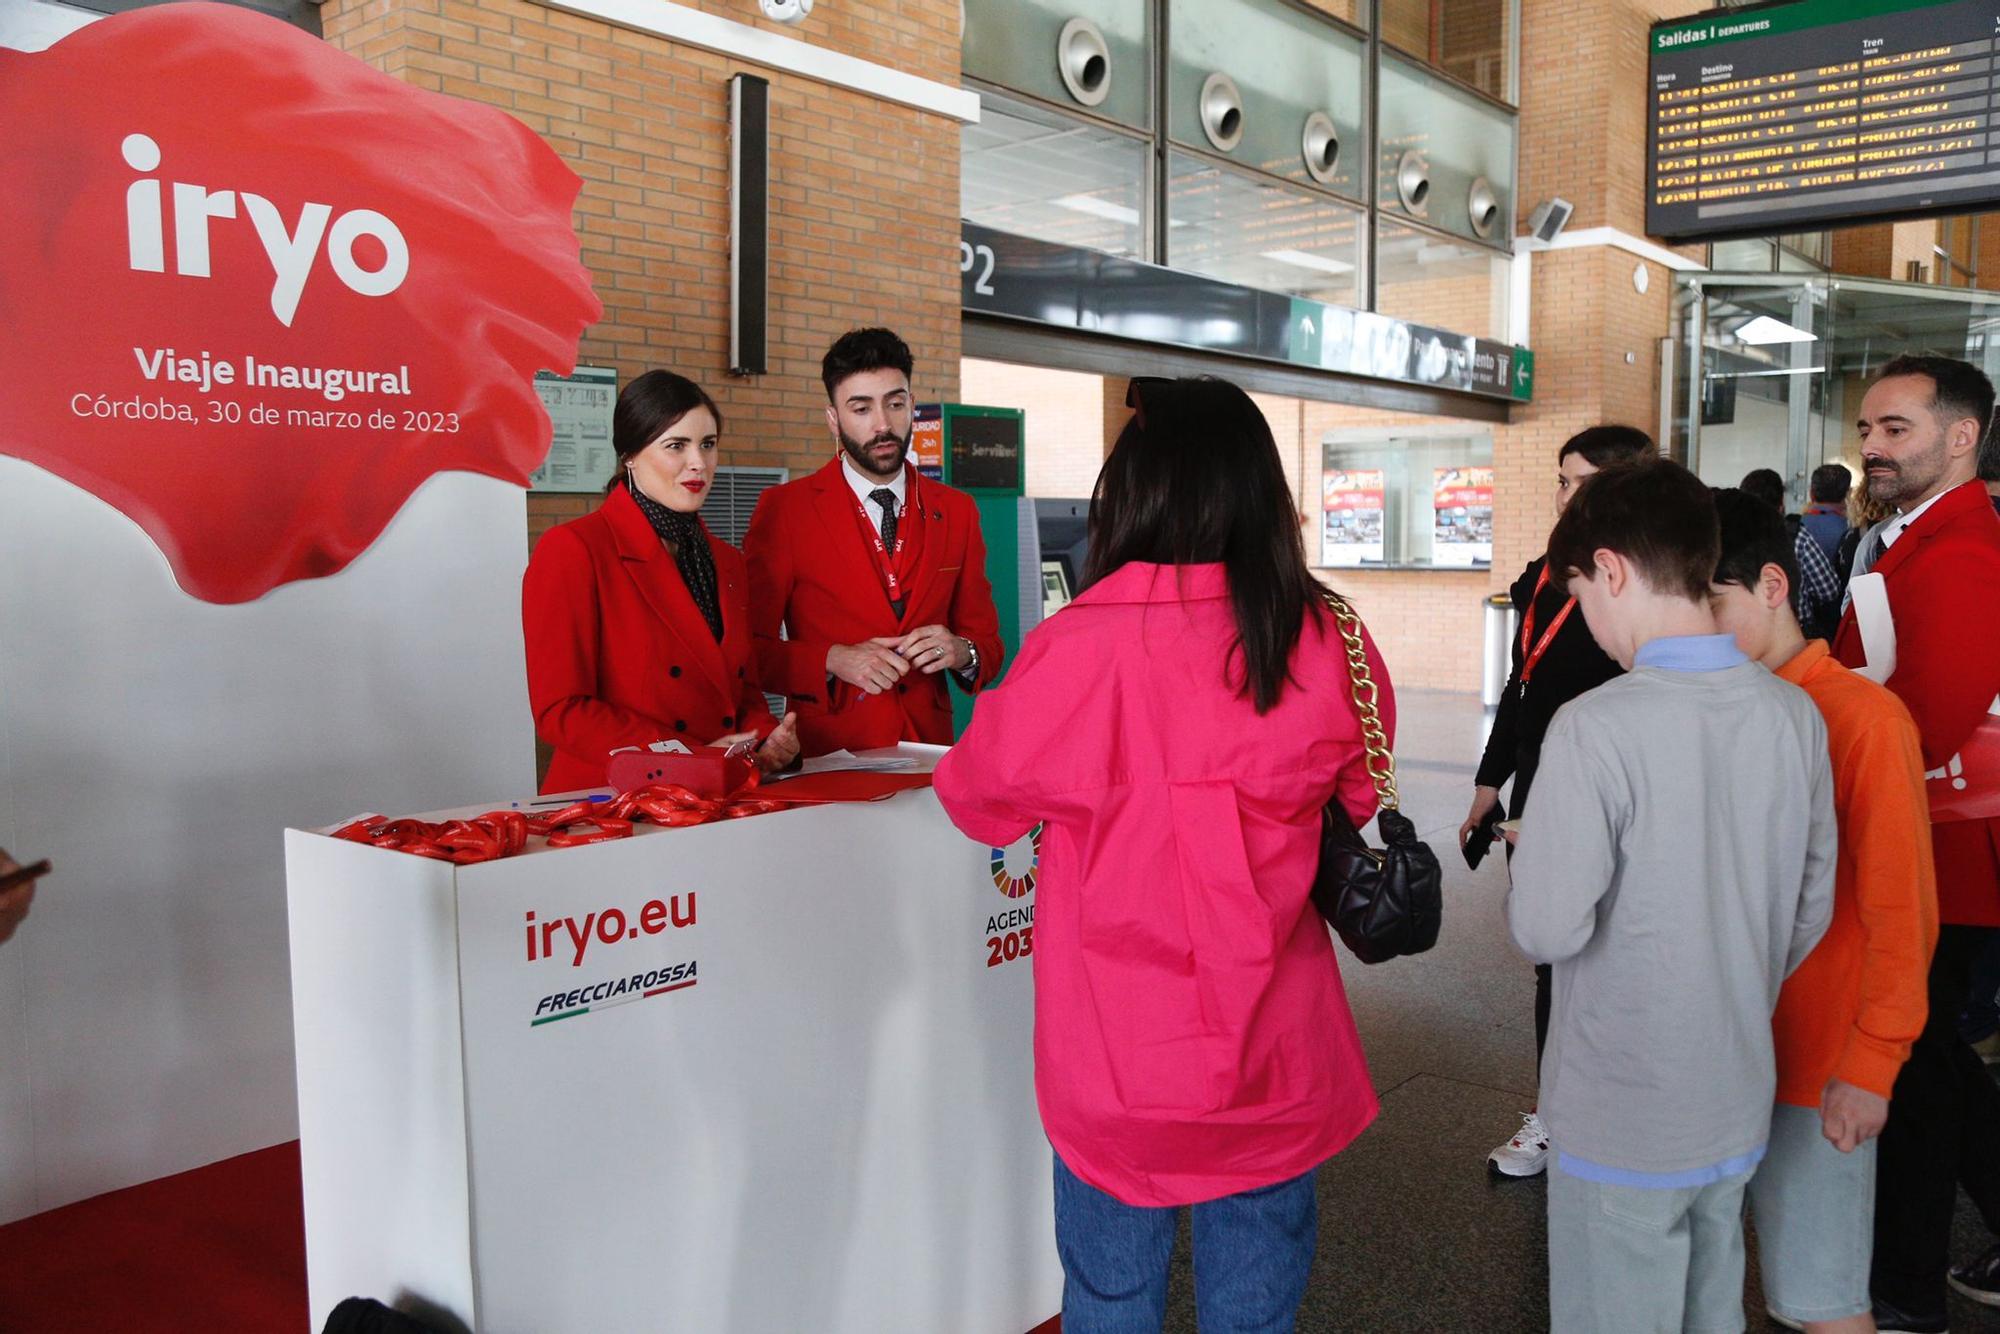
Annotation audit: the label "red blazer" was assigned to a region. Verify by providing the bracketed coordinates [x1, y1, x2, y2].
[1833, 480, 2000, 925]
[743, 458, 1004, 755]
[522, 485, 776, 793]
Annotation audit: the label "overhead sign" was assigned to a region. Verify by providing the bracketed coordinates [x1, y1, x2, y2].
[959, 224, 1532, 404]
[0, 3, 601, 602]
[1648, 0, 2000, 239]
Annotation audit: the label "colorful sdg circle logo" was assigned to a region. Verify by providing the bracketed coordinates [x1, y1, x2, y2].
[991, 824, 1043, 899]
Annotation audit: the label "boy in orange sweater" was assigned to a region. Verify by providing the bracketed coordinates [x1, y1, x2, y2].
[1710, 488, 1938, 1334]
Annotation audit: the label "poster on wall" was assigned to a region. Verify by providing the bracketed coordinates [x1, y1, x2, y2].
[0, 2, 602, 603]
[528, 368, 618, 493]
[1321, 469, 1385, 567]
[1432, 466, 1494, 567]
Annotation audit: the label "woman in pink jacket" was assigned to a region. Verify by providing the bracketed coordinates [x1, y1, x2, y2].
[934, 376, 1393, 1333]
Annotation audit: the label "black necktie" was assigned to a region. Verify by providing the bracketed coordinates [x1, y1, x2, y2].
[869, 488, 904, 617]
[870, 488, 898, 553]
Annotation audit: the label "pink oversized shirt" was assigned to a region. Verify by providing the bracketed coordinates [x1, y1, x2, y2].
[934, 562, 1391, 1207]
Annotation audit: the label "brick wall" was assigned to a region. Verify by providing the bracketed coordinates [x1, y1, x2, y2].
[962, 357, 1106, 499]
[321, 0, 966, 555]
[1831, 224, 1893, 279]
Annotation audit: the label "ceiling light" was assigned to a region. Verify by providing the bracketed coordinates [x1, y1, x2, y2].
[1053, 194, 1141, 226]
[1734, 314, 1816, 345]
[1262, 249, 1355, 276]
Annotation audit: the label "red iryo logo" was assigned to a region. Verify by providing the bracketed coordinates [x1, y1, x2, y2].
[0, 3, 602, 602]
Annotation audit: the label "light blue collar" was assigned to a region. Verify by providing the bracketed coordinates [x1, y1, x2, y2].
[1632, 633, 1748, 673]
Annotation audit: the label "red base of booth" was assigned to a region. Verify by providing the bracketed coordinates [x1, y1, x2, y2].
[0, 1142, 309, 1332]
[0, 1141, 1062, 1333]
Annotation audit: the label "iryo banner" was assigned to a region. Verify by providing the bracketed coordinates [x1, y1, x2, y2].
[0, 2, 602, 603]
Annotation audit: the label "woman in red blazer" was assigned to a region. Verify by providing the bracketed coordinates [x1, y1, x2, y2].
[522, 371, 798, 793]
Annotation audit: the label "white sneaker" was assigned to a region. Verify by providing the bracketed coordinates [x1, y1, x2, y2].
[1487, 1111, 1549, 1178]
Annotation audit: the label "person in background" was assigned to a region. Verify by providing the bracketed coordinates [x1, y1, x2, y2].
[522, 370, 798, 793]
[1742, 468, 1844, 641]
[1509, 458, 1836, 1334]
[1831, 355, 2000, 1333]
[0, 849, 42, 945]
[1710, 488, 1937, 1334]
[933, 377, 1390, 1333]
[744, 328, 1003, 756]
[1462, 423, 1652, 1179]
[1802, 463, 1856, 561]
[1839, 482, 1898, 610]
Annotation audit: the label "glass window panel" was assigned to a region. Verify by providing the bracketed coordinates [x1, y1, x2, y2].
[1168, 0, 1367, 202]
[1375, 218, 1510, 340]
[963, 0, 1152, 131]
[1377, 54, 1515, 249]
[962, 94, 1150, 259]
[1168, 152, 1364, 307]
[1779, 231, 1829, 264]
[1318, 433, 1494, 568]
[1380, 0, 1517, 103]
[1711, 238, 1777, 272]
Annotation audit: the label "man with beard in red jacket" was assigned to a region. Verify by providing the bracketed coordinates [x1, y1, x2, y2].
[1834, 354, 2000, 1334]
[743, 328, 1003, 757]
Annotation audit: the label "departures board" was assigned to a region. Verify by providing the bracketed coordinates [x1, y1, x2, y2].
[1648, 0, 2000, 240]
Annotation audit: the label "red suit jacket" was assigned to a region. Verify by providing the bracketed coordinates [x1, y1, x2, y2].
[522, 484, 776, 793]
[1833, 480, 2000, 925]
[743, 458, 1003, 755]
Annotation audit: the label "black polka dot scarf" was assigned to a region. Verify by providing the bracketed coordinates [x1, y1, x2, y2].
[626, 473, 723, 642]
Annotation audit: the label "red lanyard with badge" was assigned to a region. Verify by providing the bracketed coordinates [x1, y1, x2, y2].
[852, 468, 920, 604]
[1517, 564, 1577, 698]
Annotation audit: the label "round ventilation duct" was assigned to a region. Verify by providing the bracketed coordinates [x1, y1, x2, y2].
[1302, 112, 1340, 184]
[1395, 150, 1430, 213]
[1057, 19, 1111, 108]
[1199, 73, 1244, 152]
[1468, 176, 1499, 238]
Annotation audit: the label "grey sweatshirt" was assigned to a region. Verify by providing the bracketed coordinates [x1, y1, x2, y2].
[1507, 661, 1838, 1176]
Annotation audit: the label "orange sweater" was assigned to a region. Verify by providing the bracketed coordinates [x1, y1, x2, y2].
[1773, 640, 1938, 1105]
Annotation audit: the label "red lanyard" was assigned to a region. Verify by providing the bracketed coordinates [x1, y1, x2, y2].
[1518, 564, 1577, 690]
[852, 469, 919, 602]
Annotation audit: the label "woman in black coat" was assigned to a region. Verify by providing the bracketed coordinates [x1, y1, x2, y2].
[1460, 424, 1653, 1179]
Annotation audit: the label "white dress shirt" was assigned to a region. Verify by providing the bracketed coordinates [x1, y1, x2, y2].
[1878, 484, 1955, 551]
[841, 455, 906, 537]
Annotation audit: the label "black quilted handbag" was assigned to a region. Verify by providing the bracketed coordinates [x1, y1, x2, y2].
[1310, 595, 1443, 965]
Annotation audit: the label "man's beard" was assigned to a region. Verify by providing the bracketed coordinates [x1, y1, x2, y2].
[839, 423, 912, 479]
[1865, 435, 1949, 508]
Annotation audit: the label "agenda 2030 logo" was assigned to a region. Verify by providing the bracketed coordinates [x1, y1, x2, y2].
[990, 824, 1042, 899]
[0, 3, 601, 604]
[983, 826, 1040, 970]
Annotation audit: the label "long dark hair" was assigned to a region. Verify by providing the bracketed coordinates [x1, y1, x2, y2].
[1083, 376, 1326, 714]
[606, 370, 723, 492]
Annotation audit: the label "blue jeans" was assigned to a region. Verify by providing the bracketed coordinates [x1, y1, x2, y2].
[1052, 1154, 1318, 1334]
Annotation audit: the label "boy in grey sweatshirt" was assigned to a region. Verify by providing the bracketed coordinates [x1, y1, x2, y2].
[1507, 460, 1837, 1334]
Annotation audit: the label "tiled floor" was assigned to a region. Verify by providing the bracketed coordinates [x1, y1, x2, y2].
[1147, 688, 2000, 1333]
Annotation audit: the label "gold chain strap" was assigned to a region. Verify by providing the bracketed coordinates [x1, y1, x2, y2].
[1326, 593, 1399, 812]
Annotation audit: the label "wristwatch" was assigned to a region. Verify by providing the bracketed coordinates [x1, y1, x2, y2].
[959, 637, 980, 679]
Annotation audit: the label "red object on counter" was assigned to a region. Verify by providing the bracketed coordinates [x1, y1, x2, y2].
[606, 745, 756, 799]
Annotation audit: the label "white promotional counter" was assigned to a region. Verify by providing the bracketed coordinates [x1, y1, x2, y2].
[285, 751, 1060, 1333]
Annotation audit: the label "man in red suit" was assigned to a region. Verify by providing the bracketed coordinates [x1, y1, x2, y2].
[1832, 354, 2000, 1332]
[744, 328, 1003, 756]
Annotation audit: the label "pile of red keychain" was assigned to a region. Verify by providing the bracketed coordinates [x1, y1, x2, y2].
[330, 779, 787, 864]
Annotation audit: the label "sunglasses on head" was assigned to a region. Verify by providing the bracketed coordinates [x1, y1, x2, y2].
[1124, 375, 1178, 428]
